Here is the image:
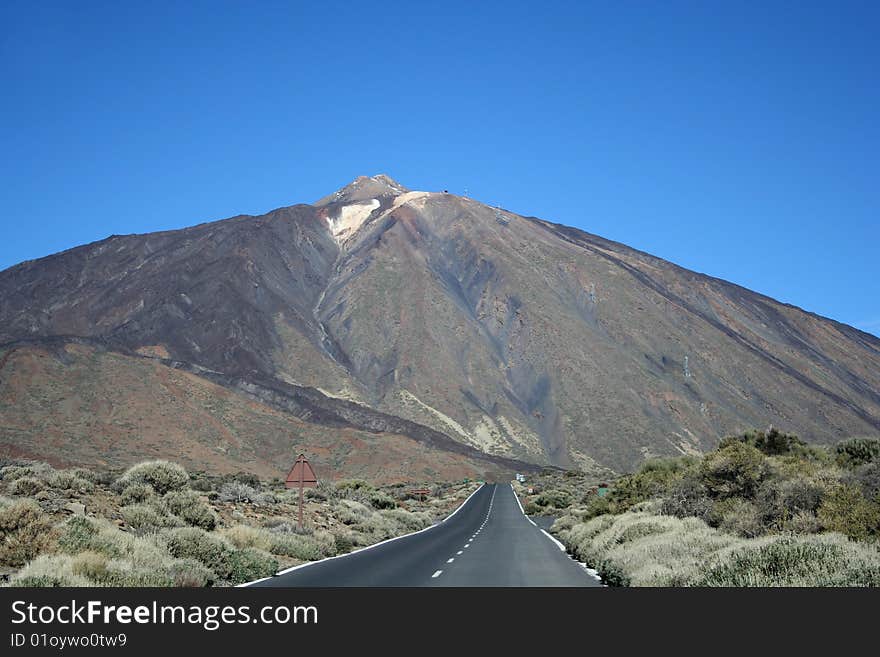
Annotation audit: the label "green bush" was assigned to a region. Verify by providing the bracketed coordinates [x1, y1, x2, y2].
[0, 466, 37, 482]
[558, 511, 736, 586]
[162, 490, 217, 530]
[121, 504, 180, 534]
[218, 482, 257, 503]
[834, 438, 880, 469]
[709, 498, 763, 538]
[661, 476, 712, 521]
[165, 527, 231, 569]
[0, 500, 56, 567]
[224, 548, 278, 584]
[118, 461, 189, 494]
[121, 483, 155, 505]
[533, 489, 572, 510]
[305, 488, 327, 501]
[720, 428, 807, 456]
[817, 485, 880, 541]
[10, 476, 44, 496]
[699, 442, 768, 499]
[367, 490, 397, 510]
[9, 555, 92, 587]
[70, 550, 110, 581]
[334, 532, 355, 554]
[232, 472, 261, 488]
[379, 509, 432, 533]
[695, 534, 880, 586]
[335, 479, 373, 492]
[755, 476, 825, 529]
[523, 501, 541, 515]
[165, 558, 217, 587]
[847, 461, 880, 501]
[49, 470, 95, 493]
[335, 500, 372, 525]
[57, 516, 105, 555]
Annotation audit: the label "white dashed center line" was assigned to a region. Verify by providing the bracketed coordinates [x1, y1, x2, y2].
[434, 485, 498, 579]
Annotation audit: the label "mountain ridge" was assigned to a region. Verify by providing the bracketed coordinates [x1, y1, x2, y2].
[1, 175, 878, 476]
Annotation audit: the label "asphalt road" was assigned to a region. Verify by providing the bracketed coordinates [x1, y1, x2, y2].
[248, 483, 601, 587]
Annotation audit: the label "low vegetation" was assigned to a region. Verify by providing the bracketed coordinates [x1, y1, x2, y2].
[0, 459, 479, 587]
[519, 430, 880, 586]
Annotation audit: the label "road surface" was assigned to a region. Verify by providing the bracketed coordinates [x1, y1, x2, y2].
[248, 483, 601, 587]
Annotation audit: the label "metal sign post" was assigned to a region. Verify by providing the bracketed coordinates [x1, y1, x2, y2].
[285, 453, 318, 530]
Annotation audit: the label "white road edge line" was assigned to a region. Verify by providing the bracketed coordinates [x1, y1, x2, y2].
[509, 483, 602, 582]
[447, 558, 454, 563]
[510, 483, 538, 526]
[541, 529, 566, 551]
[238, 483, 486, 587]
[432, 570, 443, 578]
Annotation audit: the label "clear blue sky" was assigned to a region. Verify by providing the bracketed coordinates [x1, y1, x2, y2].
[2, 1, 878, 336]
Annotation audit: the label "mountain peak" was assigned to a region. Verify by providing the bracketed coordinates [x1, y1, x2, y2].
[315, 174, 409, 207]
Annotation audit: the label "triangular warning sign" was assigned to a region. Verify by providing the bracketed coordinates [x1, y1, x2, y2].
[285, 454, 317, 488]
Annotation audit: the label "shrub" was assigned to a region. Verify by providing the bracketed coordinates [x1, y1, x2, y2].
[253, 492, 278, 505]
[71, 468, 99, 484]
[118, 461, 189, 494]
[367, 490, 397, 510]
[0, 500, 56, 567]
[379, 509, 432, 533]
[695, 534, 880, 586]
[190, 477, 214, 492]
[817, 485, 880, 541]
[9, 554, 92, 587]
[661, 476, 712, 521]
[70, 550, 111, 582]
[224, 548, 278, 584]
[232, 472, 261, 488]
[335, 500, 372, 525]
[721, 428, 807, 456]
[699, 442, 768, 499]
[336, 479, 373, 492]
[220, 525, 273, 553]
[835, 438, 880, 469]
[755, 476, 826, 528]
[305, 488, 327, 501]
[576, 495, 614, 520]
[218, 482, 257, 503]
[0, 465, 36, 482]
[559, 511, 737, 586]
[165, 558, 217, 587]
[709, 498, 763, 538]
[121, 504, 180, 534]
[533, 489, 572, 510]
[847, 461, 880, 501]
[121, 483, 155, 505]
[57, 516, 104, 555]
[10, 476, 44, 496]
[164, 527, 231, 571]
[162, 490, 217, 530]
[48, 470, 95, 493]
[334, 532, 355, 554]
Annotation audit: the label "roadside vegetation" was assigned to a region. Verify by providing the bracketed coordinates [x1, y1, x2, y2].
[0, 459, 478, 587]
[517, 430, 880, 586]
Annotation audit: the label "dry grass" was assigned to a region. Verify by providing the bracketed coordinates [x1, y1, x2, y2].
[555, 508, 880, 586]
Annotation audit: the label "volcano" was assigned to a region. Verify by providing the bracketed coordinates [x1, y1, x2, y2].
[1, 175, 878, 478]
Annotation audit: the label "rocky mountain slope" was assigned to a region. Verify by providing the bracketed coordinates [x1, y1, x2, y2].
[1, 175, 878, 474]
